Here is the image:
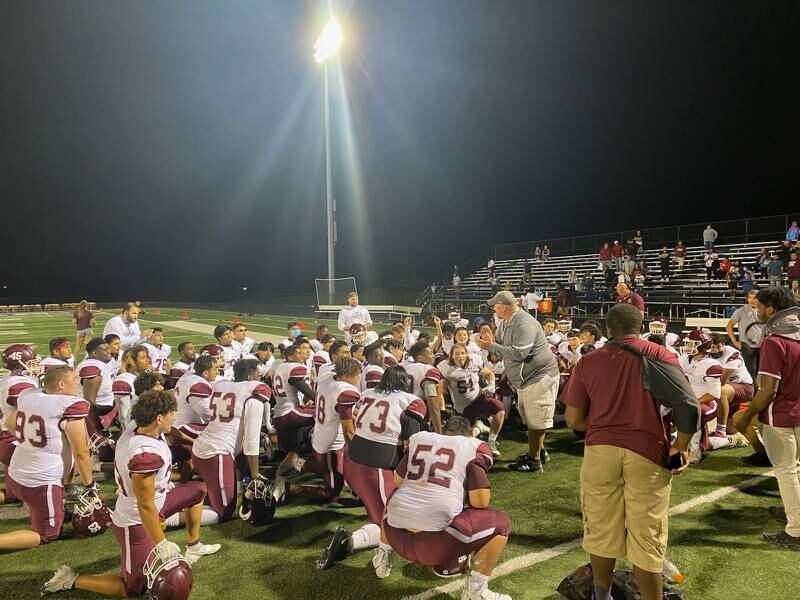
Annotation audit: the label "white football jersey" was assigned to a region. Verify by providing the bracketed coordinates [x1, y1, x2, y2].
[641, 332, 680, 348]
[272, 361, 311, 418]
[112, 430, 172, 528]
[437, 361, 482, 413]
[40, 356, 74, 371]
[557, 342, 581, 368]
[77, 358, 116, 408]
[256, 356, 275, 380]
[387, 431, 493, 532]
[173, 372, 214, 431]
[112, 372, 138, 432]
[9, 390, 90, 487]
[192, 380, 271, 458]
[354, 390, 426, 446]
[312, 378, 360, 454]
[546, 332, 566, 347]
[715, 345, 753, 385]
[0, 374, 38, 432]
[360, 364, 385, 392]
[312, 350, 331, 375]
[143, 343, 171, 374]
[237, 337, 255, 354]
[219, 344, 242, 380]
[400, 361, 443, 400]
[679, 355, 723, 399]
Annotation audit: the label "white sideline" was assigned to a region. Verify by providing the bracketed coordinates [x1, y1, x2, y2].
[400, 472, 774, 600]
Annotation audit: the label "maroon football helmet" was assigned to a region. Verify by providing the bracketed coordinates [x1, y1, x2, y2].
[681, 329, 713, 356]
[2, 344, 42, 377]
[145, 548, 193, 600]
[349, 323, 367, 345]
[432, 554, 470, 578]
[199, 344, 225, 367]
[648, 316, 668, 335]
[72, 490, 112, 537]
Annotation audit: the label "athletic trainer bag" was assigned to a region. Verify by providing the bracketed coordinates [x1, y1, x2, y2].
[557, 564, 684, 600]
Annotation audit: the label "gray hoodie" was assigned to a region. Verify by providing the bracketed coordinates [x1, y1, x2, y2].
[765, 306, 800, 341]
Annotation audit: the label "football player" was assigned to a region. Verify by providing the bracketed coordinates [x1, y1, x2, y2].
[351, 343, 366, 364]
[400, 315, 421, 351]
[0, 344, 40, 504]
[232, 322, 254, 354]
[112, 345, 152, 433]
[338, 292, 373, 343]
[277, 358, 361, 503]
[311, 324, 329, 352]
[453, 327, 484, 364]
[103, 334, 122, 375]
[378, 416, 511, 600]
[558, 329, 583, 372]
[578, 323, 605, 350]
[432, 316, 457, 358]
[0, 366, 95, 551]
[542, 318, 562, 347]
[360, 341, 385, 392]
[142, 327, 172, 375]
[166, 341, 197, 390]
[191, 359, 271, 522]
[312, 334, 337, 375]
[709, 333, 754, 443]
[76, 337, 117, 436]
[679, 330, 727, 462]
[641, 316, 680, 347]
[318, 366, 426, 570]
[279, 322, 303, 353]
[213, 325, 241, 380]
[42, 389, 220, 597]
[556, 316, 573, 338]
[401, 341, 444, 434]
[171, 355, 217, 480]
[438, 345, 504, 457]
[349, 323, 379, 347]
[445, 306, 469, 329]
[40, 337, 75, 370]
[253, 341, 276, 381]
[383, 338, 405, 368]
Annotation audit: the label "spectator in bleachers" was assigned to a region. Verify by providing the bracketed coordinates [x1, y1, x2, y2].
[541, 244, 551, 262]
[611, 241, 624, 272]
[625, 238, 638, 260]
[786, 252, 800, 281]
[522, 258, 532, 287]
[703, 224, 718, 249]
[726, 266, 740, 301]
[741, 268, 755, 295]
[674, 240, 687, 270]
[604, 268, 617, 298]
[776, 240, 793, 267]
[768, 253, 784, 286]
[598, 243, 612, 272]
[622, 254, 635, 278]
[658, 246, 671, 282]
[726, 290, 765, 380]
[488, 257, 496, 277]
[556, 283, 572, 317]
[755, 247, 770, 277]
[452, 273, 462, 297]
[704, 249, 718, 280]
[633, 270, 646, 295]
[615, 282, 645, 317]
[490, 272, 500, 294]
[567, 269, 578, 292]
[634, 230, 643, 252]
[534, 245, 541, 262]
[787, 220, 800, 242]
[617, 270, 631, 285]
[583, 272, 595, 301]
[790, 279, 800, 303]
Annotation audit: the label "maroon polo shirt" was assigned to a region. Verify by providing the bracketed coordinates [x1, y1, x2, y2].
[73, 309, 93, 330]
[598, 247, 612, 261]
[758, 334, 800, 427]
[616, 291, 645, 312]
[561, 336, 680, 467]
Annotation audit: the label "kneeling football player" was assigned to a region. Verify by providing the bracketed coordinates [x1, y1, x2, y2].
[42, 389, 221, 597]
[379, 416, 512, 600]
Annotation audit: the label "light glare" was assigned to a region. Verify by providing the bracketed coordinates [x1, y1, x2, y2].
[314, 18, 343, 63]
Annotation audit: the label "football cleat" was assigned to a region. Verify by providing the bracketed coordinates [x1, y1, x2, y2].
[372, 547, 393, 579]
[40, 565, 78, 596]
[184, 542, 222, 565]
[316, 527, 353, 570]
[727, 432, 749, 448]
[488, 440, 501, 459]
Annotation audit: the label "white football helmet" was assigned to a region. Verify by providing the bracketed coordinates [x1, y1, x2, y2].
[649, 317, 667, 336]
[557, 317, 572, 334]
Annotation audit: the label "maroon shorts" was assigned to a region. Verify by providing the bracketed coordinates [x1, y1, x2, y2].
[273, 408, 315, 452]
[458, 394, 505, 425]
[192, 451, 237, 521]
[383, 507, 511, 566]
[5, 475, 64, 544]
[728, 383, 755, 411]
[699, 401, 718, 451]
[343, 451, 394, 524]
[113, 481, 208, 597]
[304, 447, 344, 502]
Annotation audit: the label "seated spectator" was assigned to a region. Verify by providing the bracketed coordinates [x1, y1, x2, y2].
[617, 271, 631, 285]
[786, 252, 800, 280]
[787, 220, 800, 242]
[768, 254, 784, 286]
[622, 255, 636, 277]
[633, 271, 646, 295]
[598, 243, 613, 272]
[611, 240, 624, 272]
[791, 279, 800, 303]
[541, 244, 551, 262]
[674, 240, 687, 270]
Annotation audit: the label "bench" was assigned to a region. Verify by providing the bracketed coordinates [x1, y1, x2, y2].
[685, 317, 731, 331]
[316, 305, 423, 320]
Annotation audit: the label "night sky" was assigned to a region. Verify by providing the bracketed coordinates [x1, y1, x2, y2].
[1, 1, 798, 302]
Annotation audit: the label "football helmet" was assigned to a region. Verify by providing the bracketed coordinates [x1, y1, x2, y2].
[2, 344, 42, 377]
[199, 344, 225, 367]
[447, 306, 461, 323]
[145, 545, 193, 600]
[88, 431, 115, 456]
[649, 317, 667, 335]
[432, 554, 470, 578]
[239, 477, 276, 525]
[557, 316, 572, 334]
[349, 323, 367, 345]
[681, 330, 713, 356]
[71, 489, 112, 537]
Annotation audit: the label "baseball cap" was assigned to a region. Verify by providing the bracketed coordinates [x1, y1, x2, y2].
[487, 291, 517, 306]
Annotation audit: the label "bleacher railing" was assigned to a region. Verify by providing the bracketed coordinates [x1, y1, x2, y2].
[494, 213, 800, 260]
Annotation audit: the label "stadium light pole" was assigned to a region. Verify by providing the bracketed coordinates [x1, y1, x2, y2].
[314, 18, 342, 305]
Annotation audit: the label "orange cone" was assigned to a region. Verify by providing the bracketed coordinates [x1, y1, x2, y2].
[299, 322, 307, 330]
[181, 312, 189, 319]
[232, 316, 241, 324]
[154, 309, 161, 315]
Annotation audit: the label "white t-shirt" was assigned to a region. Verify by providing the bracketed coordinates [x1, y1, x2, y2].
[102, 315, 144, 351]
[338, 305, 373, 338]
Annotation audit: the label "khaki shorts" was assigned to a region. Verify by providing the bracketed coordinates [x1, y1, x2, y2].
[517, 374, 559, 430]
[580, 445, 671, 573]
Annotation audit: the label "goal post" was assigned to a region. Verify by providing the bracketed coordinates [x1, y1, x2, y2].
[314, 277, 358, 307]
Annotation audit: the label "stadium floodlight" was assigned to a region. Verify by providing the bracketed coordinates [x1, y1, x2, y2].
[314, 17, 343, 305]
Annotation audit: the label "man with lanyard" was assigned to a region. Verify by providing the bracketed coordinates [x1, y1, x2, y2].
[726, 289, 765, 381]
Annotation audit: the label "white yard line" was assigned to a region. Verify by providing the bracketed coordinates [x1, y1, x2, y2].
[401, 472, 774, 600]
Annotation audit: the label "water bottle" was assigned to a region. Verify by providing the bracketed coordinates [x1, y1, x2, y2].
[663, 559, 683, 584]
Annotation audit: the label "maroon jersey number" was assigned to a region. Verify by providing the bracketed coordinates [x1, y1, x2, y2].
[355, 398, 390, 434]
[273, 375, 286, 398]
[406, 444, 455, 488]
[316, 395, 326, 425]
[209, 392, 236, 423]
[14, 411, 48, 448]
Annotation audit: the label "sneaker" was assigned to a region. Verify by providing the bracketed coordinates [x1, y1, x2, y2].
[41, 565, 78, 595]
[461, 582, 512, 600]
[316, 527, 353, 570]
[742, 452, 772, 467]
[473, 420, 491, 436]
[763, 531, 800, 550]
[688, 447, 703, 464]
[768, 507, 788, 524]
[727, 432, 749, 448]
[540, 449, 550, 464]
[372, 547, 393, 579]
[488, 440, 501, 458]
[185, 542, 222, 565]
[508, 456, 542, 473]
[708, 432, 732, 450]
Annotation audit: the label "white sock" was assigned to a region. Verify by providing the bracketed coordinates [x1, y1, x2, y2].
[164, 513, 180, 528]
[378, 541, 393, 552]
[488, 433, 498, 443]
[716, 424, 727, 435]
[351, 523, 380, 550]
[201, 507, 220, 526]
[467, 571, 489, 591]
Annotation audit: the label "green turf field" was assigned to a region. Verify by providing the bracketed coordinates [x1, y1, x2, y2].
[0, 308, 798, 599]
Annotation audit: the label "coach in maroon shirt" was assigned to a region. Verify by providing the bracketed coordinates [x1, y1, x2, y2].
[563, 304, 699, 600]
[615, 282, 644, 317]
[735, 287, 800, 550]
